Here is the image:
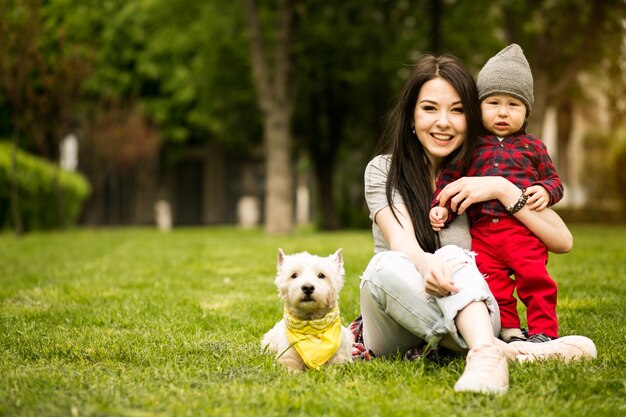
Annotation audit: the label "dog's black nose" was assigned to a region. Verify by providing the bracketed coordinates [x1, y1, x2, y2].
[301, 285, 315, 295]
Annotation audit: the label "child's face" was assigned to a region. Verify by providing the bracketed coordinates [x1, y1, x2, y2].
[480, 94, 526, 137]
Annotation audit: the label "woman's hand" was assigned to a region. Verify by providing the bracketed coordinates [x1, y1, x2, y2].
[419, 253, 459, 296]
[436, 176, 512, 215]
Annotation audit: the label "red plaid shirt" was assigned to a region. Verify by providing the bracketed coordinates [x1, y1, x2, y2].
[434, 129, 563, 224]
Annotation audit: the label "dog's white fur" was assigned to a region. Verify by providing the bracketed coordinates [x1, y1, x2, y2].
[261, 248, 354, 371]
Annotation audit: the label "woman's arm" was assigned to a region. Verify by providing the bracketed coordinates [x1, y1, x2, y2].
[514, 204, 572, 253]
[375, 204, 459, 295]
[436, 176, 573, 253]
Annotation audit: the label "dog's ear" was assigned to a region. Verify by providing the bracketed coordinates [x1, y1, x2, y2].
[332, 248, 344, 274]
[277, 248, 286, 269]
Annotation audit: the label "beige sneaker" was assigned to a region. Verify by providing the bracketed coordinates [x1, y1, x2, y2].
[454, 345, 509, 395]
[509, 335, 597, 363]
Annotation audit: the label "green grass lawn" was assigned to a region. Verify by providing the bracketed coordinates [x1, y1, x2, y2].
[1, 225, 625, 417]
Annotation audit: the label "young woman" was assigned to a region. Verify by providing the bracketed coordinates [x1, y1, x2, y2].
[357, 53, 596, 395]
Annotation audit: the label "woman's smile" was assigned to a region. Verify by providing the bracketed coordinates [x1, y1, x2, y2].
[431, 132, 454, 142]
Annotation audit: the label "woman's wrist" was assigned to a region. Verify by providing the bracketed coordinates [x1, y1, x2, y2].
[505, 189, 528, 214]
[409, 250, 431, 276]
[497, 177, 524, 207]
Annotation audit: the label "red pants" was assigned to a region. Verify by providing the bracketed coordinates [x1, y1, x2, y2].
[471, 216, 558, 338]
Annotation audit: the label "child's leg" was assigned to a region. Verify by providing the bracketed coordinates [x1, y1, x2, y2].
[471, 222, 520, 330]
[505, 227, 558, 338]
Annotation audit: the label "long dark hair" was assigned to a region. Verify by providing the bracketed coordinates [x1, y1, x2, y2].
[378, 54, 481, 253]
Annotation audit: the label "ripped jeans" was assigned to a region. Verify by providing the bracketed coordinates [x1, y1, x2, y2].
[359, 245, 500, 357]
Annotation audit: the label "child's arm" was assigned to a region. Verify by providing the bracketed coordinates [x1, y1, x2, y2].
[432, 160, 465, 225]
[532, 140, 563, 206]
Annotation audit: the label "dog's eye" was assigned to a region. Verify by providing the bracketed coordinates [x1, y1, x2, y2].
[290, 273, 298, 279]
[317, 273, 325, 279]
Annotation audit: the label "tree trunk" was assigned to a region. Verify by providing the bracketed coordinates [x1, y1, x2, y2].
[264, 110, 294, 234]
[10, 136, 22, 236]
[556, 101, 573, 184]
[527, 69, 548, 137]
[311, 152, 339, 230]
[428, 0, 443, 53]
[243, 0, 294, 234]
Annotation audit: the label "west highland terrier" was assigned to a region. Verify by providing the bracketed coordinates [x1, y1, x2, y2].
[261, 248, 354, 371]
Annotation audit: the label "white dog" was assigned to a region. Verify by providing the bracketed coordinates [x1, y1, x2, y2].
[261, 248, 354, 371]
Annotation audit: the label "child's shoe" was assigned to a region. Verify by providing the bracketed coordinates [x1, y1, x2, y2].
[500, 327, 527, 343]
[526, 333, 553, 343]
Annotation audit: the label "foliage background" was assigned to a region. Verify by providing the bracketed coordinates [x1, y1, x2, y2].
[1, 0, 625, 231]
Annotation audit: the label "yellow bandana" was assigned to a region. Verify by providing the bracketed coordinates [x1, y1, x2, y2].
[284, 307, 343, 370]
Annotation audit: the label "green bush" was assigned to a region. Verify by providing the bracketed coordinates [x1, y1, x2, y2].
[0, 141, 91, 231]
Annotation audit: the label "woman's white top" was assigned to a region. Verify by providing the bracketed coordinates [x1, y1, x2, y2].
[364, 154, 471, 253]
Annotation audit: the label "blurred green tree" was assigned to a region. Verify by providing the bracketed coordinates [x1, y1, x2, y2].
[492, 0, 625, 133]
[0, 0, 97, 234]
[86, 0, 260, 148]
[291, 1, 425, 229]
[1, 0, 624, 229]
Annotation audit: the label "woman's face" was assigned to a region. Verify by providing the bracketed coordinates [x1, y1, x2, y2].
[412, 77, 467, 168]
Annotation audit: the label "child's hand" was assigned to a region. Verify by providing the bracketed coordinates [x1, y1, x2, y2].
[525, 185, 550, 211]
[429, 206, 449, 231]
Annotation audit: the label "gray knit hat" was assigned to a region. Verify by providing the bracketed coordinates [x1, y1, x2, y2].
[477, 44, 534, 116]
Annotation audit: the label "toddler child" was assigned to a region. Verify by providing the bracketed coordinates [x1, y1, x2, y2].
[430, 44, 564, 343]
